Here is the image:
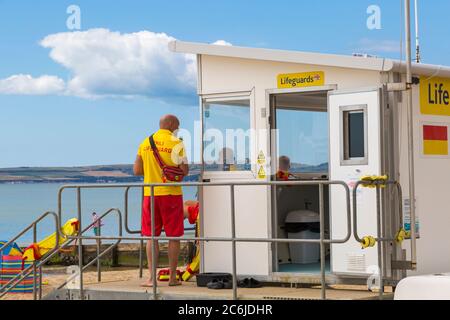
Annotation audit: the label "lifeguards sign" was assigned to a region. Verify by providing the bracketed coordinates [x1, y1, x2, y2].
[420, 76, 450, 116]
[277, 71, 324, 89]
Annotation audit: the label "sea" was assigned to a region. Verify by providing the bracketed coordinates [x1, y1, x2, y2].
[0, 183, 198, 246]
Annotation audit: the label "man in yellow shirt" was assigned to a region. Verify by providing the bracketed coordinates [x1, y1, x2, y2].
[134, 114, 188, 287]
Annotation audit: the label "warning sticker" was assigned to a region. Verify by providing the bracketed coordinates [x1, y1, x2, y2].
[257, 166, 266, 179]
[257, 151, 266, 165]
[403, 197, 420, 239]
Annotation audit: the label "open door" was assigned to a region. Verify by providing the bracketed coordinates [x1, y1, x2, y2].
[268, 89, 331, 275]
[328, 88, 383, 276]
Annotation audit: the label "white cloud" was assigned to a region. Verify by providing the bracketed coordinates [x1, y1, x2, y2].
[0, 74, 65, 95]
[39, 28, 197, 102]
[0, 29, 232, 103]
[355, 38, 400, 54]
[212, 40, 232, 46]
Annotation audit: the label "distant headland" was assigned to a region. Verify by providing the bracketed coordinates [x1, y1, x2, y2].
[0, 164, 201, 184]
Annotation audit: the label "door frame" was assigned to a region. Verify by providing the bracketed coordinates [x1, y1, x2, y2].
[198, 88, 257, 274]
[200, 89, 257, 182]
[266, 85, 337, 275]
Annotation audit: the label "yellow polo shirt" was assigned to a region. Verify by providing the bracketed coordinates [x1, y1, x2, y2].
[137, 129, 186, 196]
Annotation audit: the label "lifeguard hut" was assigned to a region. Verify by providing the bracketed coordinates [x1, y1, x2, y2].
[169, 40, 450, 285]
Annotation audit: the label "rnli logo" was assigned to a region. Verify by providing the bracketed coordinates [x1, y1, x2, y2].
[277, 71, 325, 89]
[420, 76, 450, 116]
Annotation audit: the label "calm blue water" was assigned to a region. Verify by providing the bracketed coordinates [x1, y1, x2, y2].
[0, 183, 198, 246]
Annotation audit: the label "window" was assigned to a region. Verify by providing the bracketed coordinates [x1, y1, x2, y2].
[276, 108, 328, 173]
[202, 97, 251, 171]
[341, 105, 368, 165]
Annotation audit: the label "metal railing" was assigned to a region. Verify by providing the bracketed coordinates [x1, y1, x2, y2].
[56, 180, 352, 300]
[0, 208, 122, 300]
[55, 207, 123, 296]
[0, 211, 59, 299]
[124, 186, 145, 279]
[124, 186, 196, 278]
[2, 178, 409, 300]
[353, 179, 404, 299]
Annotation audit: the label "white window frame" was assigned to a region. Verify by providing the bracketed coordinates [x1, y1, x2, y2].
[201, 90, 256, 180]
[339, 104, 369, 166]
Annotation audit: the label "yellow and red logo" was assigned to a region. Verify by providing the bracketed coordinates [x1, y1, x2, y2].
[423, 125, 448, 156]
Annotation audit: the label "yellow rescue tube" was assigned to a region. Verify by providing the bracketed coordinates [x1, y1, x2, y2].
[22, 218, 79, 262]
[182, 250, 200, 281]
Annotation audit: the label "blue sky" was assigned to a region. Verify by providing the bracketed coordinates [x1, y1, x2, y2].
[0, 0, 449, 167]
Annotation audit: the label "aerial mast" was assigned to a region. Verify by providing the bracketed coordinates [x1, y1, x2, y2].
[414, 0, 420, 63]
[405, 0, 417, 269]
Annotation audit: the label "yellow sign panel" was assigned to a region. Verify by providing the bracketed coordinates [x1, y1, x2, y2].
[277, 71, 325, 89]
[257, 166, 266, 179]
[257, 151, 265, 165]
[424, 140, 448, 155]
[420, 76, 450, 116]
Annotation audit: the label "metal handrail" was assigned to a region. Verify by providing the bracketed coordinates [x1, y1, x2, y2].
[55, 208, 123, 293]
[0, 208, 122, 300]
[124, 186, 145, 278]
[352, 179, 404, 300]
[124, 185, 196, 278]
[57, 180, 352, 300]
[0, 211, 59, 299]
[353, 179, 404, 243]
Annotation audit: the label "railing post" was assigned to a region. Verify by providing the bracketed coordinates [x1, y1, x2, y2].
[57, 188, 63, 235]
[230, 185, 237, 300]
[150, 186, 157, 300]
[140, 186, 144, 278]
[376, 186, 384, 299]
[77, 187, 84, 300]
[139, 239, 144, 279]
[33, 223, 37, 300]
[97, 224, 101, 282]
[39, 265, 43, 300]
[319, 184, 326, 300]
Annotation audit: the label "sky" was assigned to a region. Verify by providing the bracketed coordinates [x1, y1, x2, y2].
[0, 0, 449, 167]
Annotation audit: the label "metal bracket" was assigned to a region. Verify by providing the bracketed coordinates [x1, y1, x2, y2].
[391, 260, 414, 270]
[386, 82, 408, 92]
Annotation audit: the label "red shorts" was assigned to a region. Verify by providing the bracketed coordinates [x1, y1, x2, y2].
[141, 195, 184, 237]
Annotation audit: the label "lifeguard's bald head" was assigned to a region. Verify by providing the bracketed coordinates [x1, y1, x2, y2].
[159, 114, 180, 132]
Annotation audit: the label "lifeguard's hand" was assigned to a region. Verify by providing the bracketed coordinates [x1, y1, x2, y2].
[183, 200, 199, 219]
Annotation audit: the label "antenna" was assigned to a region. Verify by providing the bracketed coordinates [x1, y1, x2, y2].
[414, 0, 420, 63]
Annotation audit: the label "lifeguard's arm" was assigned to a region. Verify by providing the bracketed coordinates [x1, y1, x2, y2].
[178, 143, 189, 176]
[180, 163, 189, 176]
[133, 155, 144, 176]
